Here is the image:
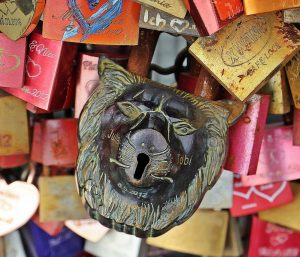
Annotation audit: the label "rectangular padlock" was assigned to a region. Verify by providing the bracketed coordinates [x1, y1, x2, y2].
[243, 0, 300, 15]
[185, 0, 243, 36]
[4, 33, 77, 111]
[85, 230, 142, 257]
[259, 183, 300, 232]
[31, 119, 78, 167]
[260, 69, 291, 115]
[189, 12, 300, 102]
[147, 210, 229, 257]
[200, 170, 233, 210]
[294, 108, 300, 146]
[241, 126, 300, 187]
[231, 175, 293, 217]
[28, 221, 84, 257]
[224, 218, 244, 257]
[136, 0, 187, 18]
[139, 5, 198, 37]
[75, 52, 128, 118]
[0, 96, 29, 156]
[0, 34, 26, 88]
[43, 0, 140, 45]
[286, 52, 300, 109]
[39, 176, 87, 222]
[248, 216, 300, 257]
[225, 95, 270, 175]
[0, 154, 28, 169]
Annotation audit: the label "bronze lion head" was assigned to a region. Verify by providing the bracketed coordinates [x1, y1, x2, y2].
[76, 58, 245, 237]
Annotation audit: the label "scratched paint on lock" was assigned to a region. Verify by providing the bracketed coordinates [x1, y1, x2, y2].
[189, 12, 300, 102]
[43, 0, 140, 44]
[139, 6, 199, 37]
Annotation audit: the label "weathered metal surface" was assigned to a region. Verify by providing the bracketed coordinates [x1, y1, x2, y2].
[189, 12, 300, 102]
[139, 5, 199, 37]
[76, 58, 245, 237]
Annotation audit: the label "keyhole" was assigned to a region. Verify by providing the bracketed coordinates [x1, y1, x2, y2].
[134, 153, 150, 180]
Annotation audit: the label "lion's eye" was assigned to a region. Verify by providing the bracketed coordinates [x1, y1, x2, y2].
[117, 102, 142, 120]
[172, 121, 197, 136]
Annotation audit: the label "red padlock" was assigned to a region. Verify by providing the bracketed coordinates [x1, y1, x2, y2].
[231, 175, 293, 217]
[225, 95, 270, 175]
[248, 217, 300, 257]
[184, 0, 244, 36]
[31, 119, 78, 167]
[4, 33, 78, 111]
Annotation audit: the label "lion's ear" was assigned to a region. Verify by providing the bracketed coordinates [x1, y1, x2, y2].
[98, 58, 148, 91]
[213, 100, 246, 126]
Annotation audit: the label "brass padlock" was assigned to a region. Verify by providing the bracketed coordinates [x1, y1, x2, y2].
[76, 58, 245, 237]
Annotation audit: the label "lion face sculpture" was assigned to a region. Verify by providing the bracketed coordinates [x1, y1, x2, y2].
[76, 58, 245, 238]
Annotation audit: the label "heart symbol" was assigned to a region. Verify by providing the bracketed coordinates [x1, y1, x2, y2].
[26, 56, 41, 78]
[65, 219, 109, 242]
[233, 181, 287, 202]
[0, 49, 20, 74]
[0, 0, 45, 40]
[63, 0, 122, 42]
[0, 180, 40, 236]
[170, 18, 190, 33]
[270, 233, 289, 246]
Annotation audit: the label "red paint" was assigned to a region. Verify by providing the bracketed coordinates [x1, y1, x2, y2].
[31, 119, 78, 167]
[225, 95, 270, 175]
[186, 0, 243, 35]
[4, 33, 78, 111]
[248, 217, 300, 257]
[231, 175, 293, 217]
[0, 34, 26, 88]
[0, 154, 29, 168]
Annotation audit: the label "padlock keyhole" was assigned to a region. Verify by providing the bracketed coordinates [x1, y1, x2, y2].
[134, 153, 150, 180]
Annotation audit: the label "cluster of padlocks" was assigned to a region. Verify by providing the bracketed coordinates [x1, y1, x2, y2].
[1, 0, 300, 257]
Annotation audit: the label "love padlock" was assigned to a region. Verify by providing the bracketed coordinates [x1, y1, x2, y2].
[76, 58, 245, 237]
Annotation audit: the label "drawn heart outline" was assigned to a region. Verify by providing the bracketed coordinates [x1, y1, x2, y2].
[0, 49, 20, 74]
[170, 18, 190, 33]
[26, 56, 41, 78]
[233, 181, 287, 203]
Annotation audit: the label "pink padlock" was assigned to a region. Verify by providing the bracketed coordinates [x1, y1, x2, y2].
[225, 95, 270, 175]
[0, 33, 26, 88]
[241, 125, 300, 187]
[75, 52, 128, 118]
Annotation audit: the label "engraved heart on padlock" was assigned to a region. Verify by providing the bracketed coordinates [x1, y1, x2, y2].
[0, 49, 20, 74]
[63, 0, 123, 42]
[0, 180, 40, 236]
[0, 0, 45, 40]
[26, 56, 42, 78]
